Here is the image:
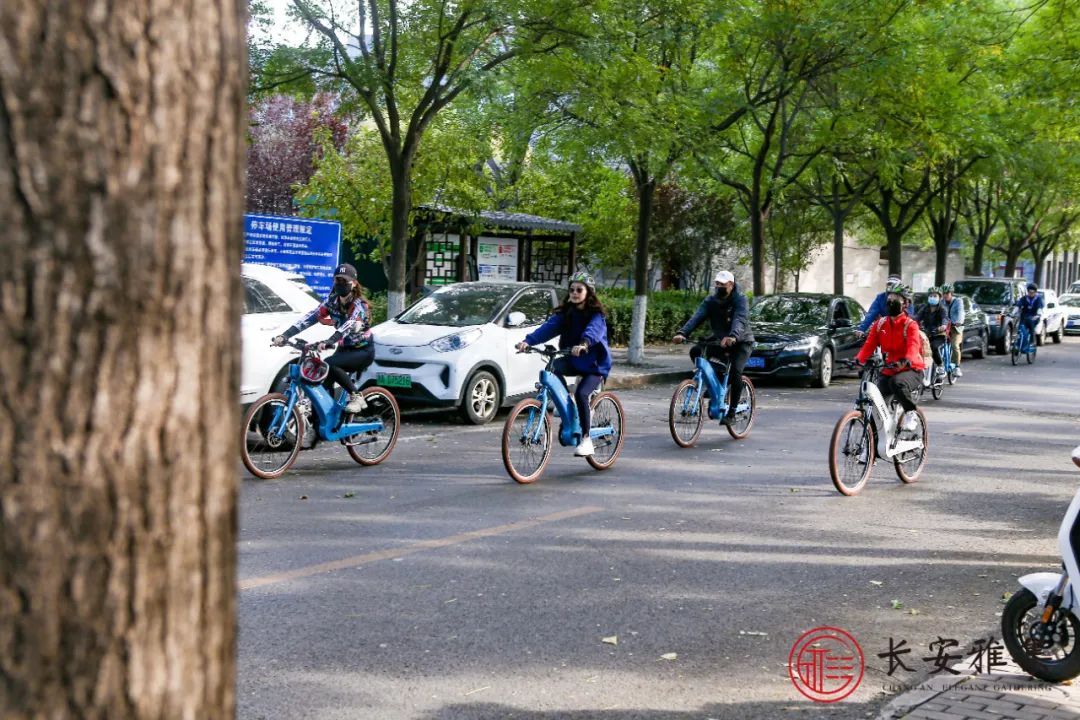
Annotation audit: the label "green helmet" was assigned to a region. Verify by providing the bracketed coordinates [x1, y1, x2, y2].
[939, 283, 952, 294]
[568, 270, 594, 290]
[890, 284, 913, 301]
[927, 286, 941, 296]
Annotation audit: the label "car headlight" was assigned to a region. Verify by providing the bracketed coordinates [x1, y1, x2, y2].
[783, 338, 817, 352]
[430, 328, 482, 352]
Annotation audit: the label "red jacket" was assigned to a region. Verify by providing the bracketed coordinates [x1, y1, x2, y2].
[856, 314, 925, 376]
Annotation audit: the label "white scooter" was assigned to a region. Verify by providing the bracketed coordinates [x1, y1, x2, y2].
[1002, 445, 1080, 681]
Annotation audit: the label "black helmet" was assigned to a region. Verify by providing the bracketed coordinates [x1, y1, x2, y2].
[1027, 282, 1038, 292]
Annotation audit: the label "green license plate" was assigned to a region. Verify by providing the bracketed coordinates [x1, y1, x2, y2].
[377, 372, 412, 389]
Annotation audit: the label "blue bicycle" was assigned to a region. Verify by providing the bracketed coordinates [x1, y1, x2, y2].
[501, 345, 625, 484]
[1010, 315, 1037, 365]
[927, 329, 957, 400]
[668, 339, 756, 447]
[241, 339, 400, 479]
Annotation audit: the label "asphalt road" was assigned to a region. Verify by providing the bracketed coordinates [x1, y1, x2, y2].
[237, 337, 1080, 720]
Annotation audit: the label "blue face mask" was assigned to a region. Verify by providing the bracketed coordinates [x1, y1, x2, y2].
[928, 297, 940, 306]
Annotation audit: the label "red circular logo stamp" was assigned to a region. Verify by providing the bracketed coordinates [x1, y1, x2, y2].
[789, 626, 865, 703]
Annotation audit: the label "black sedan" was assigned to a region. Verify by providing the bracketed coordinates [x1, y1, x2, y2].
[744, 293, 866, 388]
[912, 292, 990, 359]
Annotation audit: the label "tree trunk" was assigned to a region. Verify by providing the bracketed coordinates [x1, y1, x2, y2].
[969, 240, 986, 277]
[629, 177, 656, 365]
[832, 181, 845, 295]
[750, 202, 767, 295]
[0, 2, 245, 717]
[1005, 247, 1023, 277]
[887, 229, 903, 277]
[387, 156, 413, 317]
[934, 236, 949, 286]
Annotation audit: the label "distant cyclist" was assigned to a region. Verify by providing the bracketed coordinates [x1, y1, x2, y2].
[940, 284, 965, 377]
[916, 286, 950, 377]
[515, 271, 611, 458]
[855, 284, 925, 433]
[857, 274, 916, 338]
[671, 270, 755, 427]
[1011, 282, 1044, 349]
[272, 263, 373, 414]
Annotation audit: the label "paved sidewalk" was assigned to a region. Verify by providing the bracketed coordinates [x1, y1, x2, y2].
[605, 344, 692, 390]
[878, 654, 1080, 720]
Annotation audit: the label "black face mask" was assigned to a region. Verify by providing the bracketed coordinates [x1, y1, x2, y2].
[714, 286, 730, 299]
[334, 281, 352, 297]
[886, 298, 903, 317]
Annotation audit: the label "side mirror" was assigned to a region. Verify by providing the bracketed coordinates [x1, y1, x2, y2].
[506, 311, 527, 327]
[831, 318, 852, 329]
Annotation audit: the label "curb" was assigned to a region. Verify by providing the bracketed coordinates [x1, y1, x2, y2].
[605, 369, 691, 391]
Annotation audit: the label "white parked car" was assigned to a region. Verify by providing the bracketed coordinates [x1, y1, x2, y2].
[240, 263, 334, 404]
[1061, 293, 1080, 336]
[359, 282, 560, 424]
[1038, 289, 1066, 344]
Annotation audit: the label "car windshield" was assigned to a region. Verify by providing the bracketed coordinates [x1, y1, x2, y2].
[750, 296, 829, 325]
[1059, 294, 1080, 308]
[397, 284, 518, 327]
[953, 282, 1011, 306]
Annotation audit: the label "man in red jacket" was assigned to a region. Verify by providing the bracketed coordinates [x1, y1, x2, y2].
[855, 285, 925, 433]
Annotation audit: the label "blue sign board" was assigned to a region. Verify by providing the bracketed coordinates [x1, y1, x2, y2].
[243, 213, 341, 297]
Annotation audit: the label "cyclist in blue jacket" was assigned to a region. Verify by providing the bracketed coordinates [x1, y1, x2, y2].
[1011, 282, 1044, 349]
[858, 274, 916, 336]
[516, 271, 611, 457]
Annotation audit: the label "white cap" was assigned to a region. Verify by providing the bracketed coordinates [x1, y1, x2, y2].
[714, 270, 734, 284]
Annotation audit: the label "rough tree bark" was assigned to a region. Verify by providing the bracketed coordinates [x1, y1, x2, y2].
[0, 1, 246, 717]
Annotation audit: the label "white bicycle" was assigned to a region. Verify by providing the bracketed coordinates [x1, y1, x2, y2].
[828, 358, 928, 496]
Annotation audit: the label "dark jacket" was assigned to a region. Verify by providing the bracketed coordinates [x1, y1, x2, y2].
[859, 291, 916, 332]
[916, 303, 950, 337]
[678, 285, 754, 344]
[525, 306, 612, 377]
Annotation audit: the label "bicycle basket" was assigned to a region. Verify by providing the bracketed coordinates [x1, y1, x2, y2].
[299, 356, 329, 384]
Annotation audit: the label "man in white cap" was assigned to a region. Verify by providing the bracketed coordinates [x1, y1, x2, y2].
[672, 270, 755, 426]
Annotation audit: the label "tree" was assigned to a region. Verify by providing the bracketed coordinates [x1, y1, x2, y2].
[0, 1, 245, 717]
[958, 172, 1001, 276]
[247, 93, 348, 214]
[650, 182, 738, 290]
[282, 0, 578, 316]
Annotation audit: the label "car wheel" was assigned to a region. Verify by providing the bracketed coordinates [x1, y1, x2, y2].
[812, 347, 833, 388]
[972, 331, 988, 359]
[1037, 325, 1047, 346]
[1052, 324, 1063, 343]
[461, 370, 501, 425]
[997, 324, 1011, 355]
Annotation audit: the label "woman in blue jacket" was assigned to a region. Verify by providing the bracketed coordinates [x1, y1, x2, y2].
[516, 271, 611, 457]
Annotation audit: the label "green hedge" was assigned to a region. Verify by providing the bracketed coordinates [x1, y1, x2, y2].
[598, 290, 706, 345]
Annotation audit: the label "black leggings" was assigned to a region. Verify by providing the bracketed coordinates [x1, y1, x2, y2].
[929, 335, 946, 366]
[551, 357, 604, 435]
[876, 369, 922, 413]
[323, 346, 374, 394]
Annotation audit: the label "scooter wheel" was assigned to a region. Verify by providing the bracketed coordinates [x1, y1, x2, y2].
[1002, 588, 1080, 682]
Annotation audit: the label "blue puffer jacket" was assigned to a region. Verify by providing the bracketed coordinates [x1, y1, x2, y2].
[525, 307, 612, 377]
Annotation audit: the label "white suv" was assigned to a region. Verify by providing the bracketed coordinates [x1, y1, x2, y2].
[240, 263, 333, 404]
[359, 282, 559, 424]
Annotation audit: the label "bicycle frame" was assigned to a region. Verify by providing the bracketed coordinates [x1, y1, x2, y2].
[1014, 321, 1035, 354]
[854, 366, 922, 459]
[685, 354, 751, 420]
[268, 350, 384, 443]
[524, 349, 616, 447]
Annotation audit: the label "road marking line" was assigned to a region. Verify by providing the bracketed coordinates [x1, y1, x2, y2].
[239, 505, 603, 591]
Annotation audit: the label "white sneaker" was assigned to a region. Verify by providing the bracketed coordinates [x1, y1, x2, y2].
[902, 411, 920, 432]
[935, 365, 945, 376]
[345, 392, 368, 414]
[955, 367, 963, 377]
[574, 438, 595, 457]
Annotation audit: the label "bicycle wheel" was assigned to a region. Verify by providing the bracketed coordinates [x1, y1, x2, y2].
[587, 392, 625, 471]
[668, 379, 704, 447]
[344, 387, 401, 466]
[241, 393, 303, 479]
[893, 408, 928, 483]
[502, 398, 553, 484]
[931, 370, 943, 400]
[726, 377, 756, 439]
[829, 411, 874, 496]
[1011, 345, 1020, 365]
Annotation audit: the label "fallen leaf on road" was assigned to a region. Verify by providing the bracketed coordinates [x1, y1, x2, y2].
[602, 636, 618, 646]
[909, 609, 920, 615]
[343, 492, 355, 498]
[869, 580, 883, 586]
[660, 652, 677, 661]
[1002, 592, 1013, 601]
[891, 599, 903, 609]
[299, 495, 309, 500]
[739, 631, 768, 636]
[463, 686, 490, 696]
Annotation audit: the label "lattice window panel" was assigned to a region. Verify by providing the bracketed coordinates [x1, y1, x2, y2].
[425, 234, 459, 286]
[530, 238, 570, 285]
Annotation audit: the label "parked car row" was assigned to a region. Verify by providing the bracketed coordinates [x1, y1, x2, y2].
[240, 267, 1072, 425]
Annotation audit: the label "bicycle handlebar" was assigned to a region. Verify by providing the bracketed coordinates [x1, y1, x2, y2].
[517, 344, 571, 359]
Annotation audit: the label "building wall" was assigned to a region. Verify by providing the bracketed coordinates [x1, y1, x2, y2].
[753, 237, 966, 308]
